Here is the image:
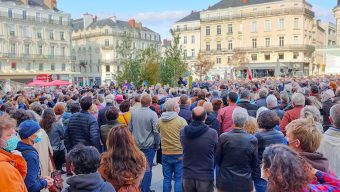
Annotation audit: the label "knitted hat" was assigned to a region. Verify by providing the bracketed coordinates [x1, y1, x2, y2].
[18, 120, 41, 139]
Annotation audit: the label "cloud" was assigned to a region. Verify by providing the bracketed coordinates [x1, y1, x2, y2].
[313, 5, 336, 23]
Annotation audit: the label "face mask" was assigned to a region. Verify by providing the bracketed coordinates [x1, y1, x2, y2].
[33, 131, 43, 143]
[1, 135, 20, 152]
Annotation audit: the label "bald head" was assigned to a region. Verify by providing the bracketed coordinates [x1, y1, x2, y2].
[192, 107, 207, 122]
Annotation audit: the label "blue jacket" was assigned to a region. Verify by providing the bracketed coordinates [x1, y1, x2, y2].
[18, 102, 27, 110]
[16, 142, 47, 192]
[271, 106, 285, 120]
[255, 98, 267, 108]
[65, 110, 101, 151]
[97, 103, 114, 128]
[205, 112, 219, 133]
[179, 105, 192, 125]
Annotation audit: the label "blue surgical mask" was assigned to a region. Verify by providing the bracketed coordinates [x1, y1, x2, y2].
[33, 131, 43, 143]
[1, 135, 20, 152]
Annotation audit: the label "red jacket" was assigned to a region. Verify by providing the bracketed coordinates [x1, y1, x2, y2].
[217, 104, 238, 134]
[280, 106, 304, 135]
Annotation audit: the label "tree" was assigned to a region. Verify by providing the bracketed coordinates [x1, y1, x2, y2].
[194, 53, 214, 81]
[140, 47, 161, 86]
[161, 34, 187, 86]
[231, 49, 248, 68]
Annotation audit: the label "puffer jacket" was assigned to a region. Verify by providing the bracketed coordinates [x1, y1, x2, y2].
[237, 100, 259, 118]
[62, 172, 115, 192]
[65, 110, 101, 151]
[100, 120, 122, 145]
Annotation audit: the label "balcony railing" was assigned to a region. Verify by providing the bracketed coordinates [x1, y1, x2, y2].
[172, 26, 201, 33]
[200, 45, 316, 54]
[0, 53, 71, 61]
[0, 13, 70, 26]
[201, 8, 315, 22]
[101, 45, 114, 50]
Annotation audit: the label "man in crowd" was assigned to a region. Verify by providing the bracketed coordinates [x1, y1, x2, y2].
[97, 94, 115, 128]
[255, 88, 268, 108]
[266, 94, 284, 120]
[178, 95, 192, 124]
[237, 89, 259, 117]
[218, 92, 239, 134]
[280, 93, 305, 135]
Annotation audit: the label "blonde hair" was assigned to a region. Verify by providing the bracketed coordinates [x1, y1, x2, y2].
[89, 104, 98, 114]
[244, 117, 259, 134]
[286, 118, 322, 153]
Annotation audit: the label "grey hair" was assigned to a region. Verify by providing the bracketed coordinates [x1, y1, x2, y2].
[330, 104, 340, 128]
[203, 102, 213, 112]
[280, 91, 290, 103]
[259, 88, 268, 98]
[266, 95, 278, 108]
[163, 98, 179, 112]
[300, 106, 321, 123]
[256, 106, 269, 119]
[97, 94, 105, 103]
[284, 84, 292, 92]
[240, 89, 251, 100]
[232, 107, 249, 128]
[292, 93, 305, 106]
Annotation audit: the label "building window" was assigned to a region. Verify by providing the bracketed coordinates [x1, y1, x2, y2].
[279, 36, 284, 47]
[26, 63, 31, 70]
[9, 24, 15, 36]
[251, 54, 257, 61]
[183, 49, 187, 58]
[206, 26, 210, 36]
[184, 36, 187, 44]
[279, 53, 284, 60]
[184, 25, 187, 31]
[62, 63, 66, 71]
[48, 15, 53, 24]
[50, 46, 55, 58]
[228, 40, 233, 50]
[11, 62, 16, 70]
[61, 47, 65, 57]
[293, 52, 299, 59]
[279, 18, 285, 30]
[39, 63, 43, 71]
[38, 45, 43, 55]
[217, 25, 221, 35]
[227, 56, 231, 63]
[265, 54, 271, 61]
[10, 44, 15, 57]
[23, 26, 29, 37]
[50, 31, 54, 40]
[24, 44, 29, 56]
[59, 16, 63, 25]
[252, 38, 257, 49]
[60, 32, 65, 40]
[293, 36, 298, 43]
[23, 10, 27, 20]
[216, 57, 221, 64]
[36, 13, 41, 22]
[37, 29, 42, 39]
[294, 18, 299, 29]
[206, 42, 210, 51]
[105, 29, 109, 35]
[191, 35, 195, 44]
[265, 38, 270, 47]
[176, 25, 180, 31]
[105, 40, 110, 47]
[8, 9, 13, 18]
[217, 41, 221, 51]
[106, 65, 110, 72]
[51, 64, 55, 71]
[265, 20, 271, 31]
[252, 22, 257, 32]
[228, 24, 233, 33]
[191, 49, 195, 57]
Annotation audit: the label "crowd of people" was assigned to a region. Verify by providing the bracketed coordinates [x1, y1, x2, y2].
[0, 75, 340, 192]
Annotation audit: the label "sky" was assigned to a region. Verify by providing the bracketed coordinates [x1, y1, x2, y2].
[58, 0, 337, 40]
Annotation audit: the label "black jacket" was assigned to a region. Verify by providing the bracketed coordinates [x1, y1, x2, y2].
[205, 112, 219, 133]
[62, 172, 115, 192]
[179, 105, 192, 124]
[65, 111, 101, 151]
[321, 99, 335, 130]
[98, 103, 114, 128]
[237, 100, 259, 118]
[216, 128, 258, 192]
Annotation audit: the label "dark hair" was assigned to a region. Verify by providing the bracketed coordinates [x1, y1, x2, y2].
[70, 102, 81, 114]
[192, 109, 207, 122]
[197, 91, 206, 100]
[40, 108, 57, 133]
[12, 109, 31, 125]
[240, 89, 250, 99]
[257, 110, 280, 130]
[180, 95, 188, 105]
[212, 99, 223, 112]
[31, 105, 43, 116]
[80, 96, 92, 111]
[105, 107, 119, 121]
[228, 92, 238, 103]
[0, 103, 11, 112]
[263, 144, 313, 192]
[119, 100, 130, 113]
[67, 144, 101, 175]
[80, 90, 88, 96]
[152, 96, 158, 104]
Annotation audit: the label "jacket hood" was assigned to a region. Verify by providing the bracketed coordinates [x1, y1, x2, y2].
[205, 113, 215, 125]
[63, 112, 72, 120]
[0, 148, 28, 179]
[184, 121, 209, 139]
[16, 141, 35, 152]
[160, 112, 178, 122]
[66, 172, 110, 191]
[300, 152, 330, 173]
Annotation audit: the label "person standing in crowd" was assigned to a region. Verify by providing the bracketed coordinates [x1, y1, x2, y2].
[0, 114, 27, 192]
[98, 94, 115, 128]
[217, 92, 239, 134]
[211, 99, 223, 118]
[17, 96, 28, 110]
[100, 107, 122, 146]
[16, 120, 53, 192]
[253, 110, 285, 192]
[255, 88, 268, 108]
[216, 107, 258, 192]
[321, 89, 336, 131]
[318, 104, 340, 177]
[180, 107, 218, 192]
[117, 100, 131, 125]
[279, 91, 290, 110]
[129, 94, 159, 192]
[190, 90, 206, 110]
[53, 103, 66, 123]
[203, 102, 219, 133]
[300, 106, 324, 133]
[243, 117, 259, 135]
[178, 95, 192, 125]
[99, 125, 146, 191]
[130, 94, 142, 112]
[237, 89, 259, 117]
[280, 93, 305, 135]
[40, 108, 66, 174]
[262, 144, 340, 192]
[65, 96, 101, 151]
[266, 95, 284, 120]
[62, 144, 115, 192]
[151, 96, 161, 117]
[157, 98, 187, 192]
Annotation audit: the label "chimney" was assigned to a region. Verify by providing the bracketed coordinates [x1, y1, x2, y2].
[43, 0, 57, 9]
[20, 0, 28, 5]
[242, 0, 248, 4]
[135, 22, 142, 29]
[128, 19, 136, 28]
[83, 13, 94, 29]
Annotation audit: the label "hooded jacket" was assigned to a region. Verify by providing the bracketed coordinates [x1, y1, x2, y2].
[62, 172, 115, 192]
[205, 112, 219, 133]
[157, 112, 187, 155]
[0, 148, 28, 192]
[300, 152, 330, 173]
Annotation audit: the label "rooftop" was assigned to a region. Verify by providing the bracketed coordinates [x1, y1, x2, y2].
[207, 0, 284, 10]
[176, 11, 200, 23]
[1, 0, 59, 11]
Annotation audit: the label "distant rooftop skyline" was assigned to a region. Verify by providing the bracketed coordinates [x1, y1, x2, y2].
[58, 0, 337, 39]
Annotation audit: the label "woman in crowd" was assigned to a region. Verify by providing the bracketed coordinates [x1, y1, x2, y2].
[17, 96, 28, 110]
[262, 144, 340, 192]
[89, 103, 99, 120]
[300, 106, 324, 133]
[99, 125, 146, 191]
[100, 107, 122, 146]
[117, 100, 131, 125]
[40, 108, 66, 174]
[151, 96, 161, 117]
[54, 103, 66, 124]
[243, 116, 258, 135]
[211, 99, 223, 118]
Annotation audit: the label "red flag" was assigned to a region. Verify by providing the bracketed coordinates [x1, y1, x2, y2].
[246, 68, 253, 81]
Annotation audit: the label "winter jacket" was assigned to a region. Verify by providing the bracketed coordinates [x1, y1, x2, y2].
[280, 106, 304, 135]
[98, 103, 114, 128]
[65, 110, 101, 151]
[0, 148, 28, 192]
[46, 122, 65, 151]
[217, 104, 238, 134]
[180, 121, 218, 181]
[156, 112, 187, 155]
[216, 128, 258, 192]
[300, 152, 330, 173]
[18, 102, 28, 110]
[16, 142, 47, 192]
[178, 105, 192, 125]
[100, 120, 122, 145]
[255, 98, 267, 108]
[270, 106, 285, 120]
[62, 112, 72, 128]
[321, 99, 336, 130]
[62, 172, 115, 192]
[237, 100, 259, 118]
[205, 112, 219, 133]
[305, 171, 340, 192]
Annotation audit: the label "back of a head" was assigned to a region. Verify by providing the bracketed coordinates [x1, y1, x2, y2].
[240, 89, 250, 100]
[70, 102, 81, 114]
[280, 91, 290, 103]
[212, 99, 223, 112]
[266, 95, 278, 108]
[163, 98, 179, 112]
[330, 104, 340, 128]
[140, 94, 151, 107]
[228, 92, 238, 103]
[257, 110, 279, 130]
[292, 93, 305, 106]
[259, 88, 268, 98]
[80, 96, 93, 111]
[105, 107, 119, 121]
[244, 117, 259, 134]
[203, 102, 213, 112]
[179, 95, 188, 105]
[300, 105, 321, 123]
[197, 90, 206, 100]
[105, 94, 115, 104]
[67, 144, 101, 175]
[232, 107, 248, 128]
[119, 100, 130, 113]
[192, 107, 207, 122]
[256, 107, 269, 119]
